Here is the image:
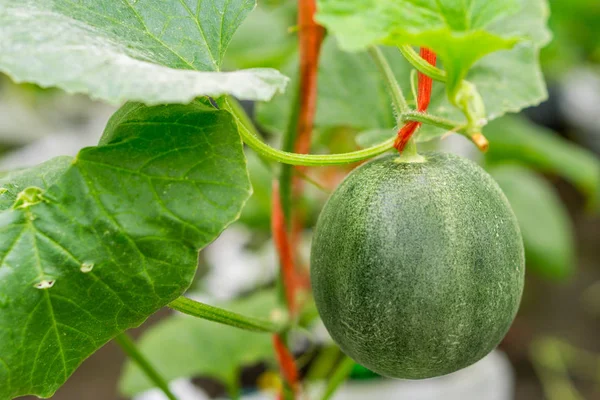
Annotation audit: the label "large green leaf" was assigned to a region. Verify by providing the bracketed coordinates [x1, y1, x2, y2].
[316, 0, 550, 95]
[0, 0, 288, 104]
[484, 116, 600, 207]
[120, 290, 277, 396]
[490, 164, 574, 280]
[0, 101, 251, 399]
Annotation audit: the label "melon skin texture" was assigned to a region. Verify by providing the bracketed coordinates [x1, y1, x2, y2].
[310, 152, 525, 379]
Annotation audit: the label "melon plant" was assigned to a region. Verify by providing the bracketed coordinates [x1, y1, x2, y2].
[311, 153, 525, 378]
[0, 0, 581, 399]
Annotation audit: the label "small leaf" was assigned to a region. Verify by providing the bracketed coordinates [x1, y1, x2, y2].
[119, 291, 278, 396]
[0, 101, 251, 399]
[490, 164, 575, 280]
[484, 116, 600, 207]
[316, 0, 551, 95]
[416, 0, 552, 141]
[0, 1, 288, 104]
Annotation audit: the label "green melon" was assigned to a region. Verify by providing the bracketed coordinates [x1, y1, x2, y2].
[310, 152, 525, 379]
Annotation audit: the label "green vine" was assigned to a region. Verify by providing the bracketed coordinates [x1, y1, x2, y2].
[222, 98, 481, 166]
[398, 44, 447, 82]
[223, 97, 396, 165]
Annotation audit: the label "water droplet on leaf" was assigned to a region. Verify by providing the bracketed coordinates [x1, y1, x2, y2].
[80, 263, 94, 273]
[34, 280, 55, 289]
[13, 187, 44, 209]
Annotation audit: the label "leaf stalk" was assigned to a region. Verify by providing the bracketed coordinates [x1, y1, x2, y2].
[168, 296, 286, 333]
[367, 46, 410, 115]
[114, 333, 178, 400]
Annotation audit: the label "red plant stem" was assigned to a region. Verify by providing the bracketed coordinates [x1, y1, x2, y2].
[394, 48, 437, 152]
[417, 48, 436, 111]
[295, 0, 325, 156]
[273, 334, 299, 394]
[291, 0, 325, 242]
[288, 1, 325, 269]
[271, 182, 301, 396]
[394, 120, 421, 153]
[271, 181, 297, 316]
[270, 3, 324, 397]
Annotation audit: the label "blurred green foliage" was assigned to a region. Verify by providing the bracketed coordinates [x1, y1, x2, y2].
[542, 0, 600, 76]
[490, 164, 575, 280]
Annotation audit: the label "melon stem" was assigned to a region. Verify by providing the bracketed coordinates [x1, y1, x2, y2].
[403, 137, 419, 157]
[396, 138, 426, 163]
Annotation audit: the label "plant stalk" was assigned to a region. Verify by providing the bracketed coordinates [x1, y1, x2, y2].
[114, 333, 178, 400]
[401, 137, 419, 158]
[169, 296, 285, 333]
[320, 356, 356, 400]
[368, 46, 410, 114]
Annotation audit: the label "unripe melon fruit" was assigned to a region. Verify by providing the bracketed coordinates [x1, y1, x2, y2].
[310, 152, 525, 379]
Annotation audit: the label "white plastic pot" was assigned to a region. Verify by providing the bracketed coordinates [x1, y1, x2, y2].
[136, 350, 514, 400]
